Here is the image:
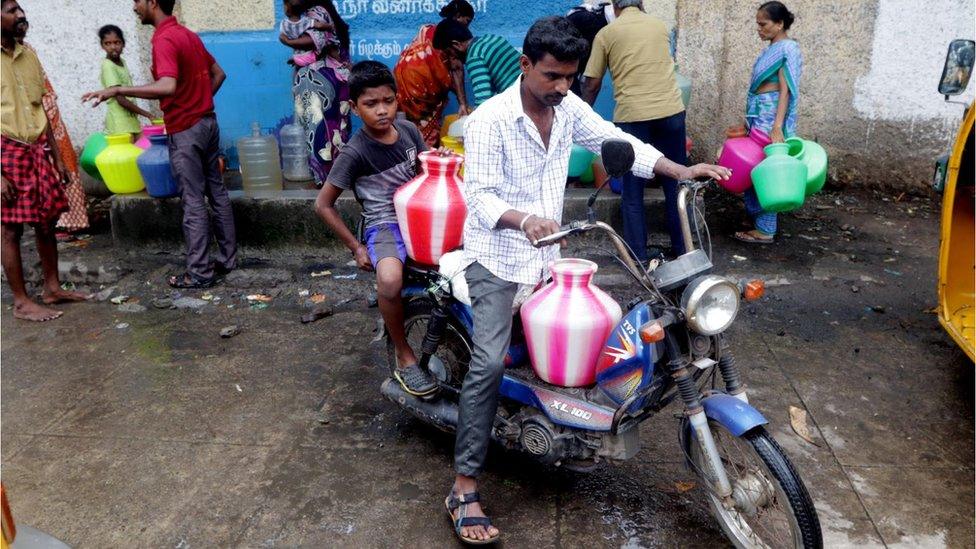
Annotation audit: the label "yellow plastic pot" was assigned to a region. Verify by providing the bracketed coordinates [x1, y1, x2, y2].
[95, 133, 146, 194]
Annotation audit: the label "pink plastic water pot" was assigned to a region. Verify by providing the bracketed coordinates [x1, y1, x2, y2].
[135, 125, 165, 150]
[520, 259, 623, 387]
[393, 151, 467, 265]
[716, 130, 770, 194]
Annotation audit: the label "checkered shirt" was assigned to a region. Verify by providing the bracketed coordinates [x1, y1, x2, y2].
[462, 79, 663, 284]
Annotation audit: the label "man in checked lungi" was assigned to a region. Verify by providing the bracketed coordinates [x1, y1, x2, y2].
[1, 0, 90, 321]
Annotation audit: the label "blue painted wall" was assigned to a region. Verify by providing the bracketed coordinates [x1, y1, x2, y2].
[200, 0, 618, 167]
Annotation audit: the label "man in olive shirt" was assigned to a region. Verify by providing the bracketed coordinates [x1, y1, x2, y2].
[1, 0, 89, 321]
[581, 0, 687, 261]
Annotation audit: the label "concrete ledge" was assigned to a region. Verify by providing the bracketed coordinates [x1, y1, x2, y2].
[110, 188, 667, 249]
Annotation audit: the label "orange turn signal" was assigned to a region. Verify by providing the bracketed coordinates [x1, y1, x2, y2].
[639, 321, 666, 343]
[744, 279, 765, 301]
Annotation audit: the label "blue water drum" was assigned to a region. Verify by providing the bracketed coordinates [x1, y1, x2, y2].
[136, 134, 179, 198]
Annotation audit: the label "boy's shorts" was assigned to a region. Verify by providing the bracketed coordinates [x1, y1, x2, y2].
[364, 222, 408, 267]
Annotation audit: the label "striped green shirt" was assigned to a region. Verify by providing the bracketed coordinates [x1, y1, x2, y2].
[466, 34, 522, 106]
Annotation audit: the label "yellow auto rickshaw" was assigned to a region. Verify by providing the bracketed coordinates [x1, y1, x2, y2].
[933, 39, 975, 360]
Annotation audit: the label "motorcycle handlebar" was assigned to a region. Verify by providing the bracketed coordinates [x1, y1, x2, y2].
[531, 221, 648, 287]
[679, 178, 715, 192]
[531, 221, 583, 247]
[532, 179, 712, 247]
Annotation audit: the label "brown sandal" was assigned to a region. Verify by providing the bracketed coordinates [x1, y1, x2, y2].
[445, 491, 500, 545]
[733, 230, 774, 244]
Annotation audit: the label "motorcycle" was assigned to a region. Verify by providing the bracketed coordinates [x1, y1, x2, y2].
[381, 140, 823, 548]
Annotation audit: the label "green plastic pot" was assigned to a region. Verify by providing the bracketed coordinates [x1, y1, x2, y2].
[568, 145, 595, 178]
[580, 161, 595, 184]
[79, 132, 107, 181]
[751, 143, 807, 212]
[785, 137, 828, 196]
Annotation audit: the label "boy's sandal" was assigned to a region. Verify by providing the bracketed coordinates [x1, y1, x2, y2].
[393, 363, 438, 397]
[445, 491, 500, 545]
[167, 272, 216, 289]
[733, 231, 774, 245]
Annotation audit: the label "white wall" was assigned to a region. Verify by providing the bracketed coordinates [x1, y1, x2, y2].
[21, 0, 158, 147]
[853, 0, 975, 130]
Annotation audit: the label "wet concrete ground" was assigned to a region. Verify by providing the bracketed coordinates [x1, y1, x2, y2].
[2, 189, 973, 548]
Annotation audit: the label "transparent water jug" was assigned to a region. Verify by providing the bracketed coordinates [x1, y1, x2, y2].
[236, 122, 282, 193]
[280, 122, 311, 181]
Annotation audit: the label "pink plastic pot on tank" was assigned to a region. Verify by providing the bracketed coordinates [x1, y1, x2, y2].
[520, 259, 623, 387]
[716, 129, 771, 194]
[393, 151, 467, 265]
[135, 125, 165, 150]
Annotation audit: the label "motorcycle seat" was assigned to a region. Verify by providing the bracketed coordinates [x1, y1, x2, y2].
[437, 251, 538, 314]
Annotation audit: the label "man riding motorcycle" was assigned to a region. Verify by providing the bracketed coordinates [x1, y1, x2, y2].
[446, 16, 731, 545]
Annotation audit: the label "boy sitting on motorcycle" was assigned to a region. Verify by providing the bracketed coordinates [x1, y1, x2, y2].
[314, 60, 439, 397]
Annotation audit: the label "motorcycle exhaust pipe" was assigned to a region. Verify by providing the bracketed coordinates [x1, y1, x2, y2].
[380, 378, 459, 433]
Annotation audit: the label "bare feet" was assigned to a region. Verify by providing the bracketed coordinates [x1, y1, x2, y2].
[13, 300, 62, 322]
[41, 288, 92, 305]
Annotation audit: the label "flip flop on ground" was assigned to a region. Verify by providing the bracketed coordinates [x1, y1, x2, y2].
[733, 230, 775, 244]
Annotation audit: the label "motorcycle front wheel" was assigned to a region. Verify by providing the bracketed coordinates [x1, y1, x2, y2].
[689, 421, 823, 549]
[386, 297, 473, 389]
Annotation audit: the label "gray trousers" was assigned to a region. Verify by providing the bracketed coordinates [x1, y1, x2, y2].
[455, 261, 518, 477]
[168, 115, 237, 280]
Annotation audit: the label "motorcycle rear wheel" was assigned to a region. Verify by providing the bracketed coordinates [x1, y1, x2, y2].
[689, 421, 822, 549]
[387, 297, 473, 389]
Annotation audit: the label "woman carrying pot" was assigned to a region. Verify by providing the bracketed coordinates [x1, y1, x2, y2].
[730, 1, 803, 244]
[393, 0, 474, 147]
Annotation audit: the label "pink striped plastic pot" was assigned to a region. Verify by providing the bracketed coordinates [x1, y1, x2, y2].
[520, 259, 623, 387]
[393, 151, 467, 265]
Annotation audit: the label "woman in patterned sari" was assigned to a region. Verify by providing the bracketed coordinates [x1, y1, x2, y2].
[393, 0, 474, 147]
[280, 0, 352, 186]
[730, 1, 802, 244]
[19, 39, 89, 234]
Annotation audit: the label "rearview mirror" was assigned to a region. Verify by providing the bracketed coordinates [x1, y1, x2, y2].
[601, 139, 635, 179]
[938, 39, 975, 97]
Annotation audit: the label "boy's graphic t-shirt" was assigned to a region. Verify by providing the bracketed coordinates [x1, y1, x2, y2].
[100, 58, 142, 134]
[328, 119, 427, 229]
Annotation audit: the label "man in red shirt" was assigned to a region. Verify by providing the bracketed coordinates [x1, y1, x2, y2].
[83, 0, 235, 289]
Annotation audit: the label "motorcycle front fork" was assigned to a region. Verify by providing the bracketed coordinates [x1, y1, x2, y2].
[417, 303, 449, 374]
[668, 333, 747, 498]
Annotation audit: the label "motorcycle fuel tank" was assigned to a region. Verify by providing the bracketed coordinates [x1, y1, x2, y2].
[595, 302, 665, 409]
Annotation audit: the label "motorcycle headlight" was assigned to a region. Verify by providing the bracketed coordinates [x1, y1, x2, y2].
[681, 275, 740, 335]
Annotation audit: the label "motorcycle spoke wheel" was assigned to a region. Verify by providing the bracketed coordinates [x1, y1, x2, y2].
[388, 299, 472, 388]
[691, 421, 822, 549]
